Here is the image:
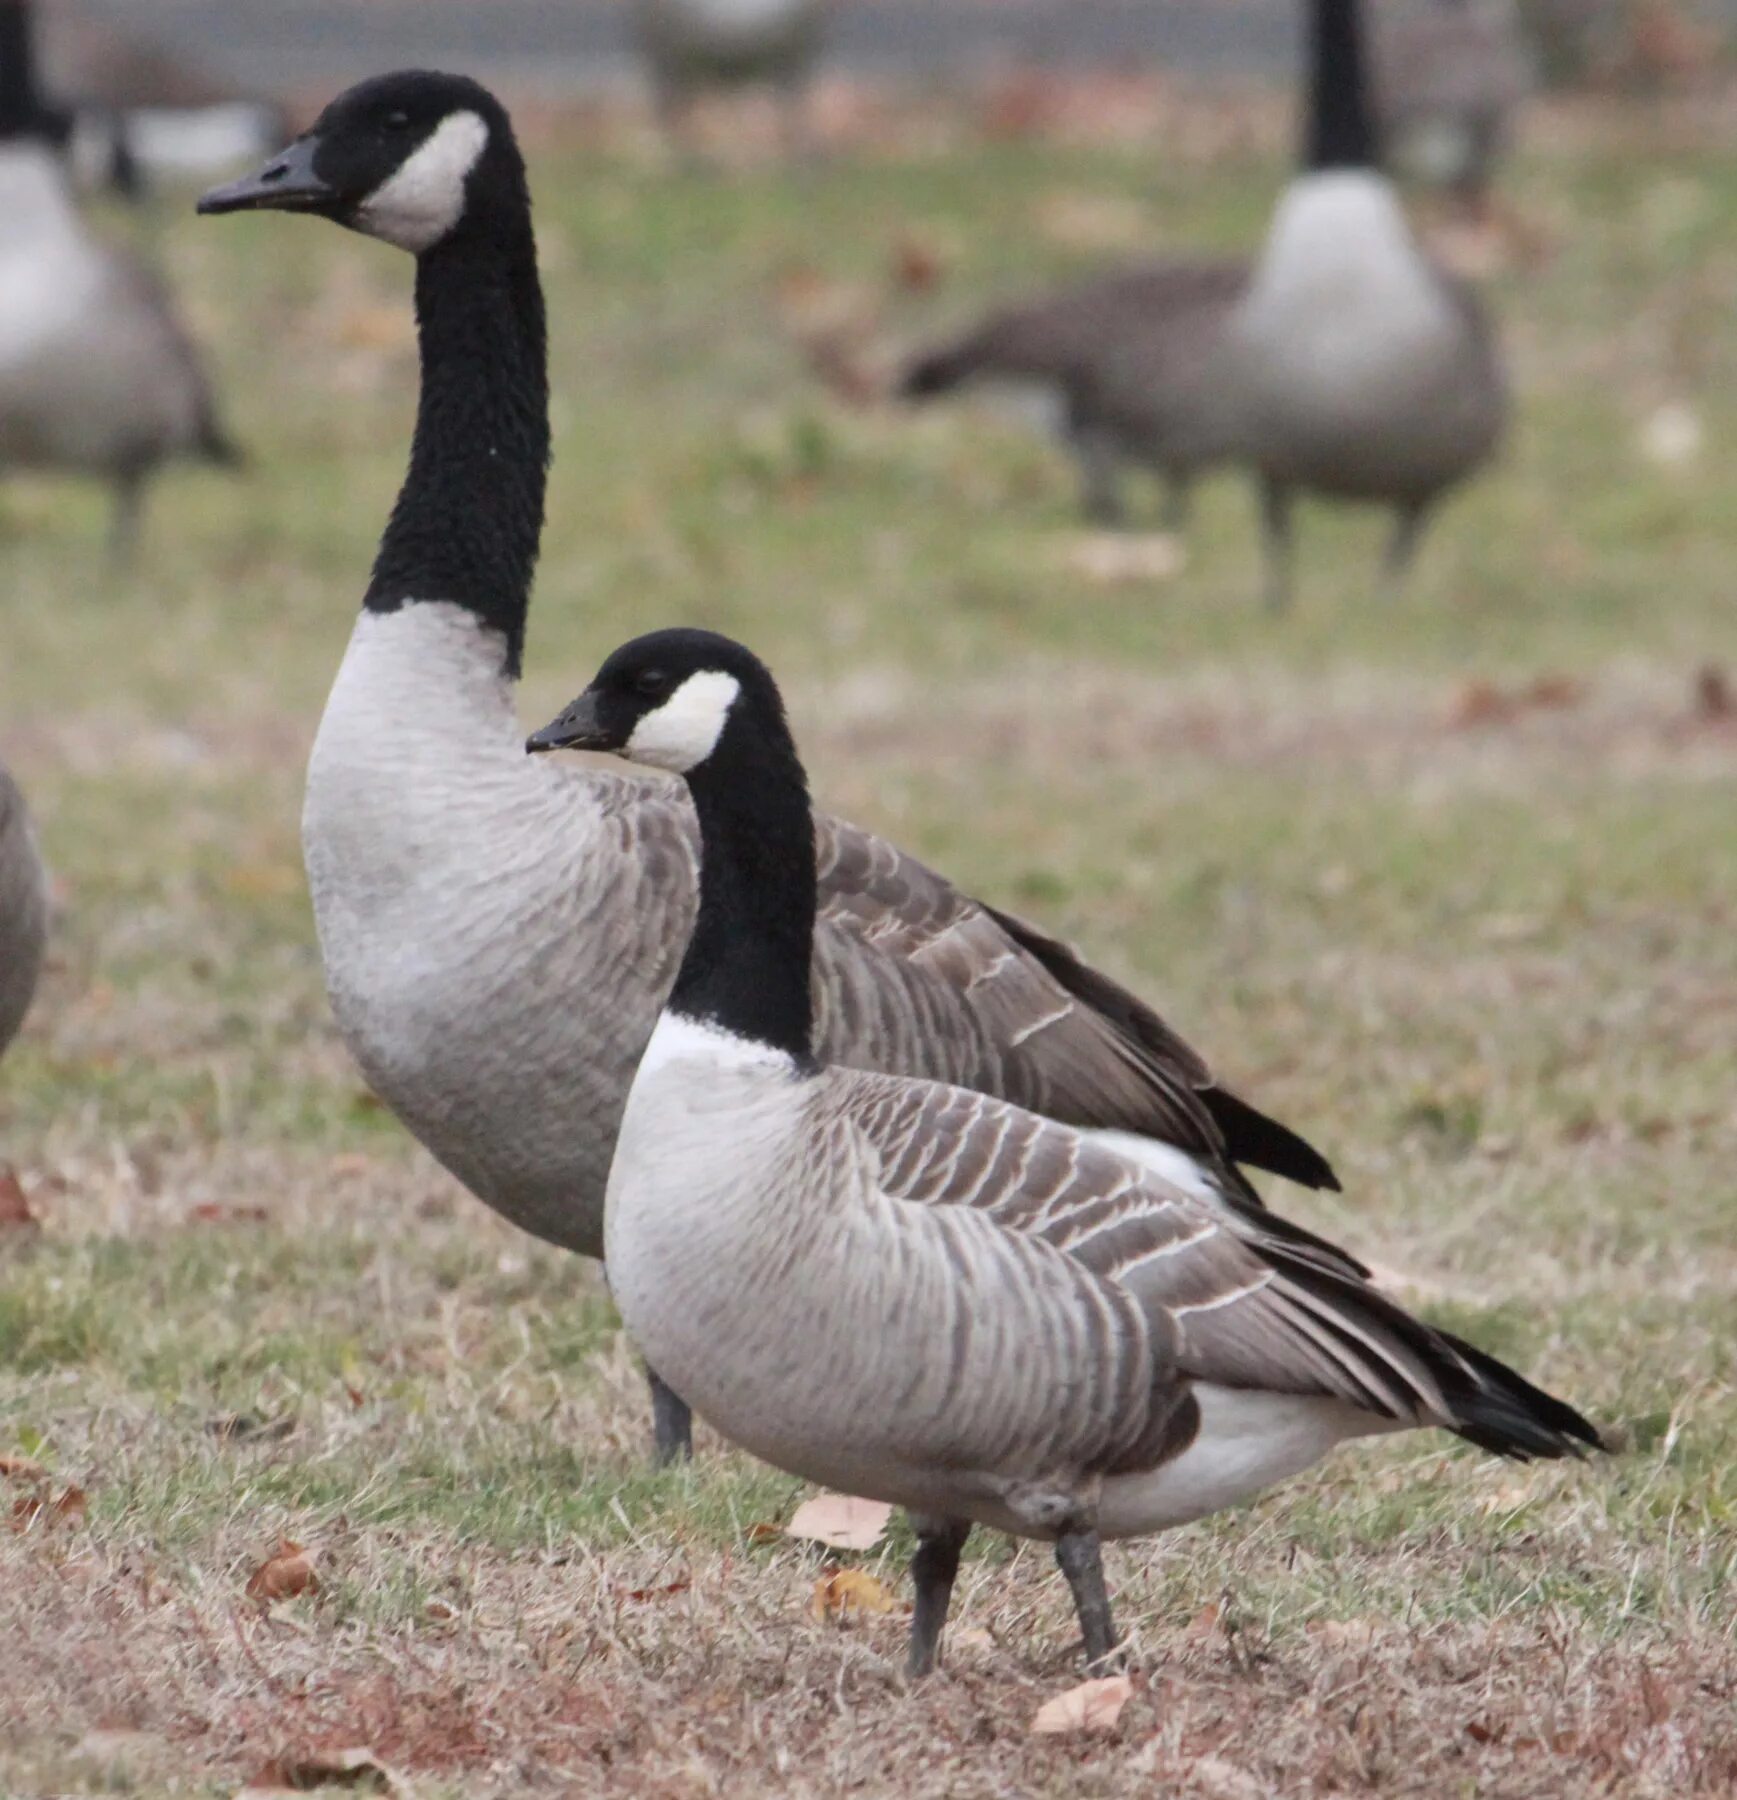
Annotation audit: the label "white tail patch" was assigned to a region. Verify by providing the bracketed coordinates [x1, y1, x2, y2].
[357, 109, 489, 253]
[624, 670, 741, 773]
[1084, 1129, 1219, 1204]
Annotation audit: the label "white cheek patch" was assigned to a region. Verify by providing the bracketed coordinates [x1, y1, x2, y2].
[625, 672, 741, 773]
[357, 109, 489, 253]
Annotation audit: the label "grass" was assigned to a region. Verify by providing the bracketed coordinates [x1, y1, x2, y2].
[2, 83, 1735, 1796]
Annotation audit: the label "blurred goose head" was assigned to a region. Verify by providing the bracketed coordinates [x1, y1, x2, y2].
[196, 70, 524, 255]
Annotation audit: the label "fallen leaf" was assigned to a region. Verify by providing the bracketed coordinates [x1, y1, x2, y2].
[205, 1414, 295, 1443]
[1185, 1600, 1223, 1641]
[810, 1565, 900, 1622]
[1065, 531, 1185, 586]
[1446, 678, 1514, 729]
[245, 1538, 318, 1602]
[0, 1168, 37, 1230]
[236, 1745, 399, 1795]
[0, 1453, 46, 1481]
[744, 1521, 783, 1546]
[1693, 664, 1731, 719]
[188, 1202, 270, 1226]
[787, 1493, 893, 1551]
[1465, 1718, 1501, 1745]
[891, 232, 946, 292]
[621, 1577, 691, 1603]
[1031, 1674, 1133, 1736]
[1521, 673, 1585, 710]
[12, 1485, 85, 1531]
[1639, 1667, 1673, 1725]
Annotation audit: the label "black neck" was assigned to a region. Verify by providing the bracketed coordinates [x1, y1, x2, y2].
[364, 204, 548, 679]
[0, 3, 43, 139]
[670, 717, 817, 1066]
[1304, 0, 1379, 173]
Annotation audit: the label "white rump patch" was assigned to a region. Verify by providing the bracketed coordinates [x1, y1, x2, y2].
[1085, 1129, 1218, 1204]
[358, 109, 489, 253]
[625, 671, 741, 773]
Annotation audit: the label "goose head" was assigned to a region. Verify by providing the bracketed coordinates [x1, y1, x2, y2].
[196, 70, 521, 255]
[526, 629, 789, 777]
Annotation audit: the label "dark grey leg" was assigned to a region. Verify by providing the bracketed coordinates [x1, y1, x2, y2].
[646, 1364, 693, 1465]
[1073, 431, 1127, 527]
[1161, 470, 1194, 534]
[906, 1515, 972, 1678]
[1055, 1527, 1122, 1671]
[1381, 499, 1431, 596]
[108, 466, 146, 567]
[1258, 474, 1295, 614]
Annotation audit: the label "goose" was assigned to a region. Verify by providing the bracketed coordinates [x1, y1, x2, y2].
[0, 758, 47, 1062]
[901, 0, 1509, 610]
[198, 72, 1340, 1466]
[632, 0, 831, 159]
[526, 627, 1601, 1677]
[1374, 0, 1530, 222]
[0, 0, 239, 556]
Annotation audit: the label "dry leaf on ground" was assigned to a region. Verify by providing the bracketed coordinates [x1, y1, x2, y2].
[245, 1539, 318, 1602]
[810, 1565, 900, 1622]
[12, 1485, 85, 1531]
[786, 1493, 892, 1550]
[1030, 1674, 1134, 1735]
[236, 1744, 401, 1795]
[0, 1167, 37, 1229]
[0, 1453, 46, 1481]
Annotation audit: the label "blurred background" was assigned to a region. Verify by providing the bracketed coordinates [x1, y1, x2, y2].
[3, 2, 1735, 1792]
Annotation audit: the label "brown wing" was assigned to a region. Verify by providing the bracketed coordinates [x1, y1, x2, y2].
[842, 1072, 1598, 1460]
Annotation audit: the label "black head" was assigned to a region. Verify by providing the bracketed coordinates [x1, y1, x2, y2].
[196, 70, 523, 254]
[526, 629, 792, 777]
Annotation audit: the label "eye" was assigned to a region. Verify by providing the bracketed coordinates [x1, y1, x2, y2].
[381, 110, 412, 135]
[634, 669, 670, 699]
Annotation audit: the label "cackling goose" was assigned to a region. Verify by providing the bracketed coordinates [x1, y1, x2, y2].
[528, 628, 1601, 1677]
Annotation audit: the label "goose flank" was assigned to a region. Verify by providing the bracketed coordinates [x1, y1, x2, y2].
[199, 71, 1338, 1468]
[0, 759, 47, 1061]
[530, 629, 1602, 1678]
[0, 0, 238, 557]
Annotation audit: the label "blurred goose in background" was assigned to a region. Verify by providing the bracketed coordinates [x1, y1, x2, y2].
[201, 72, 1340, 1467]
[0, 759, 47, 1062]
[0, 0, 238, 556]
[528, 629, 1601, 1677]
[1374, 0, 1530, 223]
[633, 0, 831, 159]
[901, 0, 1509, 609]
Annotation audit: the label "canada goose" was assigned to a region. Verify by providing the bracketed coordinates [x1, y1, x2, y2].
[632, 0, 830, 158]
[0, 0, 238, 556]
[527, 629, 1600, 1677]
[0, 760, 47, 1061]
[1374, 0, 1530, 220]
[200, 72, 1339, 1465]
[902, 0, 1509, 610]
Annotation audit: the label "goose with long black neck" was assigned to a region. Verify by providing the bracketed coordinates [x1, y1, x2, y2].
[901, 0, 1507, 608]
[0, 0, 237, 557]
[530, 629, 1600, 1679]
[199, 71, 1344, 1466]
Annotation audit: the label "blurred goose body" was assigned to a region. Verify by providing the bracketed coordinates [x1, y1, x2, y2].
[200, 72, 1338, 1465]
[0, 0, 236, 551]
[902, 0, 1507, 606]
[633, 0, 830, 153]
[529, 629, 1601, 1676]
[0, 761, 47, 1059]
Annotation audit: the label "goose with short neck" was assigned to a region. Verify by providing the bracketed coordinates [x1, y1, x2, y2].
[200, 73, 1346, 1468]
[561, 631, 1600, 1679]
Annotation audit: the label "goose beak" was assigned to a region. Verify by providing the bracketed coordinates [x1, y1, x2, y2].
[526, 694, 611, 756]
[197, 136, 334, 217]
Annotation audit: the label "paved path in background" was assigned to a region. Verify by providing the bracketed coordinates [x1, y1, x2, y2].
[72, 0, 1298, 94]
